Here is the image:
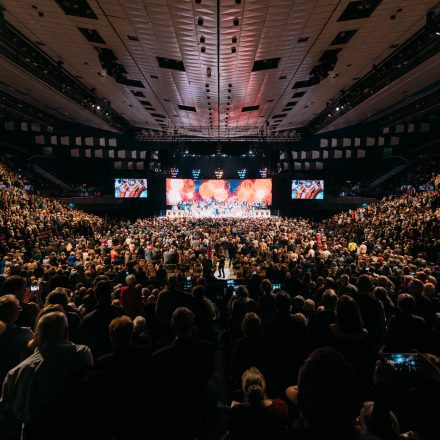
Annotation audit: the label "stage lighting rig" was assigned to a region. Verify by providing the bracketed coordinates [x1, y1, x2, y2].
[259, 167, 268, 178]
[170, 167, 179, 178]
[192, 169, 201, 179]
[215, 168, 223, 179]
[238, 169, 247, 179]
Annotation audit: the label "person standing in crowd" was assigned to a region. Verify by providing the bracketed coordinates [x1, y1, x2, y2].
[0, 295, 33, 386]
[120, 274, 143, 318]
[218, 254, 226, 278]
[1, 311, 93, 437]
[152, 308, 215, 439]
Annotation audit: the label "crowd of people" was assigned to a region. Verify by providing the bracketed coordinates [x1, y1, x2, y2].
[0, 159, 439, 439]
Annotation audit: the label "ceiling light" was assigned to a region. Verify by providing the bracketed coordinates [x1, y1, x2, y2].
[96, 105, 101, 110]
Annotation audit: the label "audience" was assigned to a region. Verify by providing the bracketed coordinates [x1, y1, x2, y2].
[0, 160, 438, 439]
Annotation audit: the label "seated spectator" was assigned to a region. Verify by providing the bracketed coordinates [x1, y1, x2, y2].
[78, 280, 126, 359]
[384, 293, 432, 353]
[227, 367, 288, 439]
[0, 295, 33, 386]
[152, 308, 215, 439]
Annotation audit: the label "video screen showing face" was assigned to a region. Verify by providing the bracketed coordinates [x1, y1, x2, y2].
[291, 180, 324, 200]
[166, 179, 272, 206]
[114, 179, 148, 198]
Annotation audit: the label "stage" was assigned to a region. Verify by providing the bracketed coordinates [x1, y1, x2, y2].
[165, 208, 271, 218]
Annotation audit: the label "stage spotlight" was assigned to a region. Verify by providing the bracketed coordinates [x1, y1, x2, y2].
[215, 168, 223, 179]
[192, 169, 201, 179]
[170, 167, 179, 178]
[259, 167, 268, 178]
[238, 168, 247, 179]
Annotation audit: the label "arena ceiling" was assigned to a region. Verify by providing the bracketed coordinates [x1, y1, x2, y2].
[0, 0, 439, 135]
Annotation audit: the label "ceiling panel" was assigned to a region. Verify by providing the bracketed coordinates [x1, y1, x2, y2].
[1, 0, 439, 134]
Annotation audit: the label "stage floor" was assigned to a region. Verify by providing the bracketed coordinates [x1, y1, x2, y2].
[213, 262, 235, 280]
[165, 209, 271, 218]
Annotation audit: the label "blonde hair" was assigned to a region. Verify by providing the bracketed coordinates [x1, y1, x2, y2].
[242, 367, 267, 407]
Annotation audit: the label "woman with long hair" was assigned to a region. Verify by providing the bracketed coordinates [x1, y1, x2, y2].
[227, 367, 288, 439]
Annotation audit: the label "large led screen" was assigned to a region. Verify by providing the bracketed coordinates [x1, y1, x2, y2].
[291, 180, 324, 200]
[114, 178, 148, 198]
[166, 179, 272, 206]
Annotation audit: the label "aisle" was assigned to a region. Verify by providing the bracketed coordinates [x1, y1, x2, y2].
[213, 259, 236, 280]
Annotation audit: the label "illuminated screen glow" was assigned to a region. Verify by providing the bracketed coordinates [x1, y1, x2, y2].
[291, 180, 324, 200]
[166, 179, 272, 206]
[115, 179, 148, 198]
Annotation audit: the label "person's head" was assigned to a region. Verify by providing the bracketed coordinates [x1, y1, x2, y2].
[358, 274, 373, 293]
[304, 299, 315, 314]
[241, 312, 262, 338]
[293, 295, 305, 312]
[409, 278, 424, 297]
[335, 295, 365, 335]
[45, 288, 69, 309]
[423, 282, 436, 298]
[2, 275, 26, 300]
[94, 280, 112, 304]
[125, 274, 137, 287]
[133, 315, 146, 333]
[236, 285, 249, 299]
[192, 285, 206, 299]
[0, 294, 20, 324]
[321, 289, 337, 311]
[260, 279, 273, 295]
[324, 277, 334, 288]
[359, 401, 400, 440]
[109, 316, 133, 349]
[298, 347, 363, 435]
[398, 293, 416, 315]
[340, 274, 349, 286]
[36, 311, 68, 346]
[242, 367, 267, 408]
[171, 307, 194, 338]
[168, 274, 177, 290]
[275, 291, 291, 314]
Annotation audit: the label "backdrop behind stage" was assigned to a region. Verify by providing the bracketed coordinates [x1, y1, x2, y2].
[166, 178, 272, 205]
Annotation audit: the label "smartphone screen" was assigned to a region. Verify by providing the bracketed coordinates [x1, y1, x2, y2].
[382, 353, 419, 373]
